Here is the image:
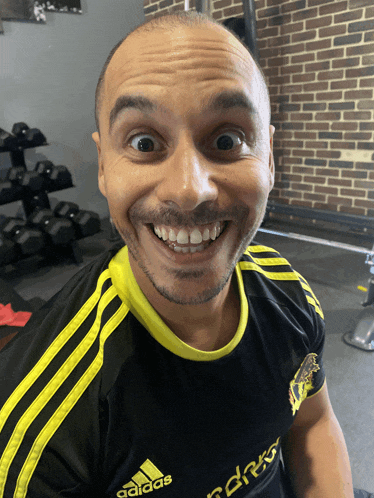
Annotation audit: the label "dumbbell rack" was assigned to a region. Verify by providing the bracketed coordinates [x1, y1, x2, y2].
[0, 137, 84, 271]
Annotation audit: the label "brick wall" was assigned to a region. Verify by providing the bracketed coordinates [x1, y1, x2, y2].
[144, 0, 374, 217]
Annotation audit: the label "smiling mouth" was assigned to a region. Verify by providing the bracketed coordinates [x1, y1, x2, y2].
[149, 221, 230, 254]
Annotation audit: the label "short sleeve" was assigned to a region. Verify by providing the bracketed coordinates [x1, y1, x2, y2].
[298, 272, 326, 398]
[306, 312, 326, 398]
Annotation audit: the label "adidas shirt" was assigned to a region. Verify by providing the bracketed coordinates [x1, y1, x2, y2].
[0, 242, 326, 498]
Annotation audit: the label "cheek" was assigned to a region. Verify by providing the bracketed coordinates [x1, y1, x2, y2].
[100, 154, 138, 201]
[226, 163, 272, 204]
[100, 154, 161, 226]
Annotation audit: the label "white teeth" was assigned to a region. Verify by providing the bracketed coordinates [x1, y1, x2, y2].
[172, 244, 204, 253]
[169, 228, 177, 241]
[190, 228, 203, 244]
[176, 229, 189, 244]
[153, 222, 226, 247]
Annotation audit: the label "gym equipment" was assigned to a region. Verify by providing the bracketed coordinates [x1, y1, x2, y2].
[0, 233, 17, 266]
[11, 122, 30, 137]
[11, 122, 46, 148]
[259, 228, 374, 258]
[34, 161, 74, 192]
[6, 167, 45, 192]
[27, 208, 76, 246]
[0, 218, 45, 256]
[261, 201, 374, 351]
[0, 122, 87, 268]
[0, 181, 24, 205]
[193, 0, 258, 60]
[0, 129, 18, 150]
[53, 201, 101, 239]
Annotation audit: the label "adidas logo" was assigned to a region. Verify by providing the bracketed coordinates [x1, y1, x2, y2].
[116, 459, 172, 497]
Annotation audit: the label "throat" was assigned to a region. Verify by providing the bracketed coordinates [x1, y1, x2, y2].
[164, 282, 241, 352]
[183, 328, 234, 352]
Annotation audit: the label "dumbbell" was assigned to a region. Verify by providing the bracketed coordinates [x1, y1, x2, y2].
[0, 128, 18, 150]
[0, 217, 45, 256]
[27, 208, 76, 246]
[53, 201, 101, 239]
[34, 161, 73, 192]
[6, 167, 45, 193]
[0, 181, 24, 205]
[11, 122, 46, 148]
[0, 232, 17, 266]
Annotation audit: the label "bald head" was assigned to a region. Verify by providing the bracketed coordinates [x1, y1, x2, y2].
[94, 11, 270, 133]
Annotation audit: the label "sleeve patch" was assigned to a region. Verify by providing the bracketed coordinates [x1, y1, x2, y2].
[289, 353, 320, 416]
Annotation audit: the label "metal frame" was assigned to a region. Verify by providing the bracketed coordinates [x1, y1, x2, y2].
[258, 228, 374, 257]
[266, 200, 374, 232]
[260, 225, 374, 351]
[193, 0, 259, 60]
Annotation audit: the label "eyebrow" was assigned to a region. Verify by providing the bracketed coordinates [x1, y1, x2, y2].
[108, 90, 257, 133]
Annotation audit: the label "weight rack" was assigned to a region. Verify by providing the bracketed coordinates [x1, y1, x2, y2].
[0, 126, 101, 271]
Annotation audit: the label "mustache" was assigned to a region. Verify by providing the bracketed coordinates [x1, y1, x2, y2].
[129, 204, 249, 227]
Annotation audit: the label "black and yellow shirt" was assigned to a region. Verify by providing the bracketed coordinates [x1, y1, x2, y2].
[0, 242, 326, 498]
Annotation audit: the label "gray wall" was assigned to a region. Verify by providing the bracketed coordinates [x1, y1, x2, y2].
[0, 0, 145, 219]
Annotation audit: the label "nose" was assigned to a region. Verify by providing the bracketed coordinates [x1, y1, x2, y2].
[155, 132, 218, 212]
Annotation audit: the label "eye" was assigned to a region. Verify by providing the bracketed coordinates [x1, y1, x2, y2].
[130, 132, 245, 152]
[129, 134, 161, 153]
[214, 131, 244, 150]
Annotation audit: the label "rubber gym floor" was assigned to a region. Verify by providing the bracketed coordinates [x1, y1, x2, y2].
[1, 216, 373, 493]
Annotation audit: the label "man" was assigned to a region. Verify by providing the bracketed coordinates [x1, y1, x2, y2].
[0, 10, 358, 498]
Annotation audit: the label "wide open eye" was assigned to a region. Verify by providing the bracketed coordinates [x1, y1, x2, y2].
[214, 132, 244, 151]
[129, 134, 161, 153]
[128, 130, 248, 155]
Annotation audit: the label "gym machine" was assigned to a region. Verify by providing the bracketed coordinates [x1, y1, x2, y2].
[261, 202, 374, 351]
[188, 0, 258, 60]
[0, 123, 102, 270]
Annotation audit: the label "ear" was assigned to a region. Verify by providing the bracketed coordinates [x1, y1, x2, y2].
[92, 131, 107, 198]
[268, 125, 275, 190]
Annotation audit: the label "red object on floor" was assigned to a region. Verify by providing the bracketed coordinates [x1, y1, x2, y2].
[0, 303, 32, 327]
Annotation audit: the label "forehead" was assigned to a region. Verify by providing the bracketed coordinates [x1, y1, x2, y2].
[102, 25, 265, 127]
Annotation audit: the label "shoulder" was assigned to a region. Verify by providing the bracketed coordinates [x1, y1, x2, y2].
[238, 243, 325, 368]
[239, 242, 324, 323]
[0, 242, 127, 404]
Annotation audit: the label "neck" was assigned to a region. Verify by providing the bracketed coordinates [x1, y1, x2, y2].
[132, 265, 241, 352]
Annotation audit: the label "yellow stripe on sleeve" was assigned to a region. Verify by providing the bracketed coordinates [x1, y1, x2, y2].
[242, 250, 324, 319]
[0, 271, 113, 498]
[299, 280, 322, 309]
[294, 271, 324, 319]
[0, 270, 112, 436]
[305, 295, 324, 319]
[14, 301, 130, 498]
[245, 245, 279, 255]
[250, 256, 291, 267]
[239, 261, 300, 281]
